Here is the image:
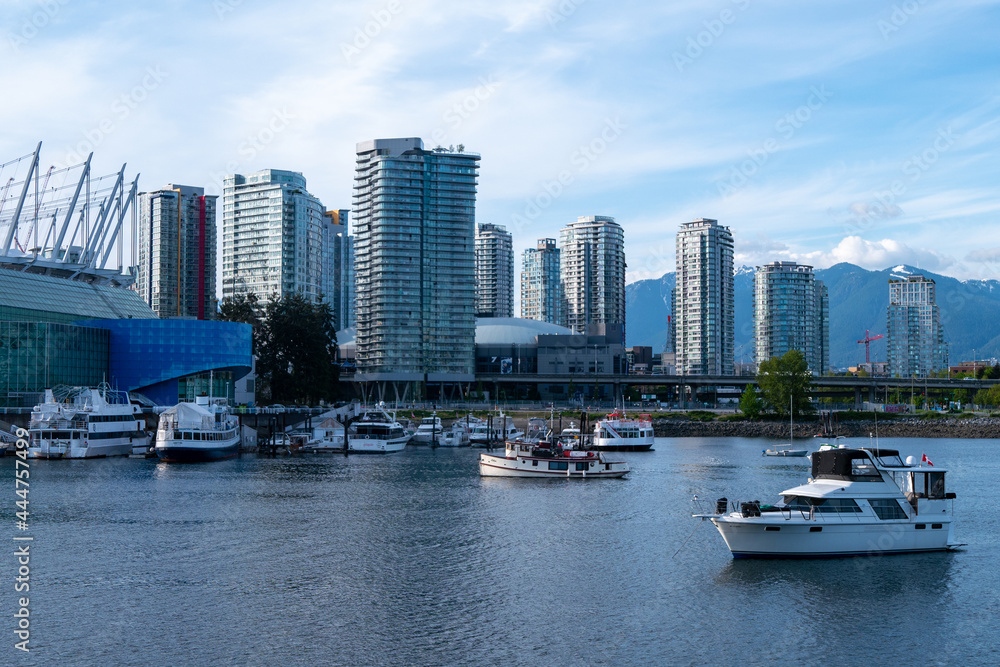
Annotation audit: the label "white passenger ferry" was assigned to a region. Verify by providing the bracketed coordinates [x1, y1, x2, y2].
[695, 447, 962, 558]
[155, 396, 241, 463]
[591, 411, 654, 451]
[28, 385, 145, 459]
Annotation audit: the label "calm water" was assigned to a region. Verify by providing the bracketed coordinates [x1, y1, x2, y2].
[3, 437, 998, 666]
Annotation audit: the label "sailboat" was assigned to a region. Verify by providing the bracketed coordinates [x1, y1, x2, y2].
[764, 395, 808, 457]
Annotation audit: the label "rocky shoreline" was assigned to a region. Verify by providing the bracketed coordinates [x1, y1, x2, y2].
[653, 417, 1000, 439]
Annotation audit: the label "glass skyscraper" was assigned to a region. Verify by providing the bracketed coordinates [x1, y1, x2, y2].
[672, 218, 734, 376]
[753, 261, 829, 373]
[475, 223, 513, 318]
[322, 209, 354, 331]
[137, 184, 217, 319]
[353, 138, 480, 391]
[221, 169, 325, 304]
[520, 238, 564, 326]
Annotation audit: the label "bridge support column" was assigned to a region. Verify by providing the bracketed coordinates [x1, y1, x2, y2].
[854, 387, 862, 410]
[868, 385, 875, 404]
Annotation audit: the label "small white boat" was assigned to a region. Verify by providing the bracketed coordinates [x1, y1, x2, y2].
[410, 415, 443, 445]
[469, 411, 523, 446]
[524, 417, 551, 443]
[592, 411, 654, 451]
[556, 422, 581, 448]
[479, 440, 630, 478]
[348, 404, 410, 453]
[437, 423, 468, 447]
[764, 398, 808, 457]
[695, 447, 962, 558]
[155, 396, 241, 463]
[29, 385, 146, 459]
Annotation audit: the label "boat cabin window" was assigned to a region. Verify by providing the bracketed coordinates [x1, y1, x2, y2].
[868, 498, 908, 520]
[782, 496, 862, 513]
[549, 461, 569, 471]
[873, 453, 904, 467]
[908, 472, 947, 499]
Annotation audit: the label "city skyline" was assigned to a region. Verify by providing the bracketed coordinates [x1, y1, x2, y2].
[3, 2, 999, 290]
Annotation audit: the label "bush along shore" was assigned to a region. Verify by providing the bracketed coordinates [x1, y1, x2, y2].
[652, 413, 1000, 439]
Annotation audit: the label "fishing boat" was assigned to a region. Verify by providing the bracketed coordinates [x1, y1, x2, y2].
[479, 438, 630, 478]
[155, 396, 241, 463]
[348, 404, 410, 453]
[591, 411, 654, 451]
[695, 447, 962, 558]
[28, 385, 146, 459]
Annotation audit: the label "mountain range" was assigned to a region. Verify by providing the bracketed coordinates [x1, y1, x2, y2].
[624, 263, 1000, 368]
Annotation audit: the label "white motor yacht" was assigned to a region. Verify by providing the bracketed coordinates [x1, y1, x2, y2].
[29, 385, 146, 459]
[695, 447, 962, 558]
[591, 411, 654, 451]
[410, 415, 443, 445]
[479, 439, 630, 478]
[348, 404, 410, 453]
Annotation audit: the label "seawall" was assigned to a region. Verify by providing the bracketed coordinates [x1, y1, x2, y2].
[653, 417, 1000, 439]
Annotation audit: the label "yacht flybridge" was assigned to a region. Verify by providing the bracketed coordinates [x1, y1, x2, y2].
[695, 447, 962, 558]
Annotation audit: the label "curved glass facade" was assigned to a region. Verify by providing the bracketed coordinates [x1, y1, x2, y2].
[76, 319, 253, 406]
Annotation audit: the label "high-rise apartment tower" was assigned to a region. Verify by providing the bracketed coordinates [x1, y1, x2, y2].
[672, 218, 734, 375]
[886, 275, 948, 377]
[520, 238, 564, 326]
[475, 223, 513, 318]
[753, 261, 828, 373]
[559, 216, 625, 335]
[353, 138, 480, 391]
[137, 185, 217, 319]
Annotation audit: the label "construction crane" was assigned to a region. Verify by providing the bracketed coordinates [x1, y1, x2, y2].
[857, 329, 884, 364]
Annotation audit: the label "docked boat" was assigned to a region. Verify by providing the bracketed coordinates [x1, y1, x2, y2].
[155, 396, 241, 463]
[301, 417, 346, 453]
[469, 411, 523, 446]
[591, 411, 654, 451]
[28, 385, 146, 459]
[556, 422, 582, 448]
[348, 404, 410, 453]
[437, 423, 468, 447]
[524, 417, 551, 444]
[695, 447, 962, 558]
[764, 399, 807, 457]
[479, 439, 630, 478]
[410, 415, 444, 445]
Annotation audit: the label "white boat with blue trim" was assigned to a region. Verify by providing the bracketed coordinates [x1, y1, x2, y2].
[28, 385, 146, 459]
[696, 447, 961, 558]
[155, 396, 241, 463]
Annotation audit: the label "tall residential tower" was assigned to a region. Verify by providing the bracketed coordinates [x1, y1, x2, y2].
[322, 209, 354, 331]
[221, 169, 325, 304]
[887, 275, 948, 377]
[353, 138, 480, 394]
[520, 238, 564, 326]
[753, 261, 829, 373]
[137, 185, 217, 319]
[559, 216, 625, 335]
[475, 223, 513, 318]
[672, 218, 734, 375]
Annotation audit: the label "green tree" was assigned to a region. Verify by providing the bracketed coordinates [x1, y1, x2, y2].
[256, 293, 339, 405]
[756, 349, 813, 418]
[218, 292, 262, 353]
[739, 385, 763, 419]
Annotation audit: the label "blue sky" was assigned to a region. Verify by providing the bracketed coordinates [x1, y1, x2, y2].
[3, 0, 999, 287]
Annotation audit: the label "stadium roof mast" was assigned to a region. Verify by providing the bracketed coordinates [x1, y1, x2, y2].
[51, 149, 93, 260]
[1, 141, 40, 255]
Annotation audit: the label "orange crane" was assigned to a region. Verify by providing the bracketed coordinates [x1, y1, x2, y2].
[857, 330, 884, 364]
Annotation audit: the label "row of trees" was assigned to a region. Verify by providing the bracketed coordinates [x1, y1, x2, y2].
[219, 292, 341, 405]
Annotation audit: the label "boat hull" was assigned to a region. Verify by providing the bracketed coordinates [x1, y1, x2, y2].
[29, 439, 134, 459]
[712, 517, 956, 558]
[592, 440, 654, 452]
[155, 441, 240, 463]
[347, 437, 408, 453]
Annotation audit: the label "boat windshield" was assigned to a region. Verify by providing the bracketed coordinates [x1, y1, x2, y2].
[873, 453, 904, 467]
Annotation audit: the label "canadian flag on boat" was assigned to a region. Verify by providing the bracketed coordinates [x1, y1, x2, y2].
[922, 453, 934, 466]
